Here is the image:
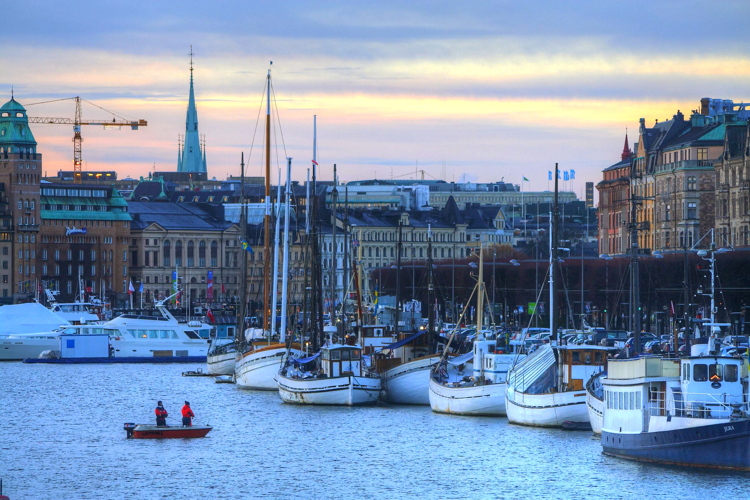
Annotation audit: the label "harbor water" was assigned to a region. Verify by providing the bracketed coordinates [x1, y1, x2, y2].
[1, 362, 747, 499]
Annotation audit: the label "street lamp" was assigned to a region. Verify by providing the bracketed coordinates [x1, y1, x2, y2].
[695, 229, 733, 349]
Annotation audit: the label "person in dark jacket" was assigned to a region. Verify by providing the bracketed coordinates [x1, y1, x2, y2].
[155, 401, 168, 427]
[181, 401, 195, 426]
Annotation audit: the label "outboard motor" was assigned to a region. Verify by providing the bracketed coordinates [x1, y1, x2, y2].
[124, 422, 136, 439]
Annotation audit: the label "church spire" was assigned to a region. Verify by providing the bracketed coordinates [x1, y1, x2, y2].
[178, 46, 206, 173]
[621, 129, 632, 161]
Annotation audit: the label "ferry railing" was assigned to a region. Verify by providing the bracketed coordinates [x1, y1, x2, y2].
[647, 390, 748, 420]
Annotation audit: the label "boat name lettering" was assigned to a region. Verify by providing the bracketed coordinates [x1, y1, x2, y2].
[65, 227, 88, 236]
[724, 425, 735, 432]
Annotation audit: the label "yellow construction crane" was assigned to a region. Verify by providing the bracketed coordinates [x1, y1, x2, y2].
[28, 96, 147, 183]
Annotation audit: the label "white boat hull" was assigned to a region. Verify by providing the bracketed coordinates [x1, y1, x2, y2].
[207, 351, 235, 375]
[429, 377, 507, 416]
[505, 387, 589, 427]
[0, 337, 58, 361]
[277, 373, 381, 406]
[381, 355, 440, 405]
[235, 345, 302, 390]
[586, 391, 604, 434]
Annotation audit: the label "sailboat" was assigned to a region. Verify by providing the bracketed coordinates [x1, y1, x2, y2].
[505, 164, 618, 427]
[276, 159, 382, 406]
[428, 239, 524, 416]
[234, 68, 302, 390]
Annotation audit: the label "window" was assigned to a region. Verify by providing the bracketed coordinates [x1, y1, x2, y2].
[693, 364, 708, 382]
[687, 202, 697, 219]
[687, 176, 697, 191]
[697, 148, 708, 161]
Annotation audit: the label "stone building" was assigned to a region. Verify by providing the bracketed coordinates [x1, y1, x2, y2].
[714, 120, 750, 246]
[0, 97, 41, 303]
[596, 135, 632, 255]
[39, 183, 132, 303]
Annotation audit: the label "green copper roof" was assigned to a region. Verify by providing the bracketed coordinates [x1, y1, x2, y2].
[41, 210, 132, 221]
[0, 97, 36, 147]
[699, 123, 726, 141]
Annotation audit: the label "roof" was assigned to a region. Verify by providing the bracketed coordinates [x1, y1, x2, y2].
[0, 97, 36, 146]
[128, 201, 233, 232]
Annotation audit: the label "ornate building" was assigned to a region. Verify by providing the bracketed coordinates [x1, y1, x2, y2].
[0, 97, 41, 302]
[596, 135, 632, 255]
[177, 50, 207, 174]
[715, 120, 750, 247]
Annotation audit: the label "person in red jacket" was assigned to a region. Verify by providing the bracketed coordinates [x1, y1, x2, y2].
[181, 401, 195, 426]
[155, 401, 168, 427]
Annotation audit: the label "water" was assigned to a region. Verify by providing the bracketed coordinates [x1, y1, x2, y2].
[1, 362, 748, 500]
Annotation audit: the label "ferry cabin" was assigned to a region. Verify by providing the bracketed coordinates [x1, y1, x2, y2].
[602, 355, 746, 434]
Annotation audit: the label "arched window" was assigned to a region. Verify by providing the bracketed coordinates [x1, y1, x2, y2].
[175, 241, 183, 266]
[210, 241, 218, 267]
[199, 241, 206, 267]
[187, 241, 194, 267]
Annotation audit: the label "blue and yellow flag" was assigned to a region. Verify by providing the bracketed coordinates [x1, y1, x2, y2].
[241, 239, 254, 253]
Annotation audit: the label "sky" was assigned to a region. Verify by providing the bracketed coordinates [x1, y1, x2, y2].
[2, 1, 749, 202]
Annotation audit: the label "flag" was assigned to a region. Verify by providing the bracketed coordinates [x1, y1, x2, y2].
[570, 169, 576, 179]
[128, 281, 135, 295]
[221, 283, 226, 294]
[557, 170, 562, 179]
[207, 271, 214, 300]
[172, 271, 178, 292]
[523, 176, 529, 182]
[564, 171, 569, 181]
[311, 159, 318, 166]
[206, 307, 216, 323]
[241, 239, 254, 253]
[139, 283, 144, 293]
[669, 301, 675, 317]
[548, 171, 552, 181]
[373, 287, 379, 314]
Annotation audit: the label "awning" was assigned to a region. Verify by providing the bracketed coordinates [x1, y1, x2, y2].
[292, 351, 321, 365]
[447, 351, 474, 366]
[381, 330, 425, 351]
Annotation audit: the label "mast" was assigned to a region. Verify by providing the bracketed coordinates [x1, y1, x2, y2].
[331, 164, 339, 336]
[551, 163, 559, 343]
[279, 157, 293, 343]
[343, 186, 350, 335]
[237, 153, 248, 347]
[629, 160, 641, 352]
[262, 68, 272, 334]
[427, 225, 435, 350]
[271, 168, 282, 341]
[395, 222, 403, 336]
[476, 239, 484, 332]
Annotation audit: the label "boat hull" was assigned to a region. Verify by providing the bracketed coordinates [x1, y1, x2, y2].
[602, 418, 750, 470]
[0, 338, 57, 361]
[381, 356, 439, 405]
[505, 388, 589, 427]
[586, 391, 604, 434]
[429, 377, 507, 416]
[126, 424, 212, 439]
[207, 350, 235, 375]
[235, 345, 302, 390]
[277, 373, 381, 406]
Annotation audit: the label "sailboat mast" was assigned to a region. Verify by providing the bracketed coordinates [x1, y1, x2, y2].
[395, 222, 402, 336]
[263, 68, 272, 333]
[280, 157, 293, 343]
[238, 153, 248, 345]
[271, 169, 282, 340]
[476, 240, 484, 332]
[427, 225, 435, 348]
[331, 164, 339, 335]
[629, 160, 641, 351]
[551, 163, 559, 343]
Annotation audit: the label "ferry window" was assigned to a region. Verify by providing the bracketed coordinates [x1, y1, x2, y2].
[683, 363, 690, 381]
[160, 330, 170, 339]
[184, 330, 201, 340]
[693, 364, 708, 382]
[330, 350, 341, 361]
[629, 392, 635, 410]
[708, 364, 723, 382]
[636, 392, 641, 409]
[572, 352, 580, 363]
[723, 365, 738, 382]
[618, 392, 623, 410]
[341, 349, 351, 361]
[171, 331, 179, 339]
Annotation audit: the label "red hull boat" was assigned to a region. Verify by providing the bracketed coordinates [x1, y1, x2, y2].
[124, 423, 212, 439]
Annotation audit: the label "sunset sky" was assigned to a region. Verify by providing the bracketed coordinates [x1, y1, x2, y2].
[3, 1, 749, 199]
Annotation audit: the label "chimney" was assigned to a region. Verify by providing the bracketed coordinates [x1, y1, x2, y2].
[701, 97, 710, 116]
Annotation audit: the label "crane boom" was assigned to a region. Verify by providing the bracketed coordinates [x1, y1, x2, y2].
[27, 96, 147, 183]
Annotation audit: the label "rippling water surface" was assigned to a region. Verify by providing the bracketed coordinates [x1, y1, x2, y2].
[1, 362, 748, 499]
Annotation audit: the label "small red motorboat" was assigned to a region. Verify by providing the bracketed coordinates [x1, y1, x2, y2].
[124, 423, 212, 439]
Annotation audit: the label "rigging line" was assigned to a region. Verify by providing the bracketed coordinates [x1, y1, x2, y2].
[246, 75, 267, 175]
[269, 78, 289, 160]
[80, 97, 137, 121]
[25, 97, 76, 106]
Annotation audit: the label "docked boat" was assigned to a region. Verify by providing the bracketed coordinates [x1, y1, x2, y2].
[600, 352, 750, 470]
[0, 303, 71, 360]
[277, 341, 382, 406]
[206, 338, 236, 375]
[585, 370, 606, 434]
[124, 423, 212, 439]
[505, 343, 616, 427]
